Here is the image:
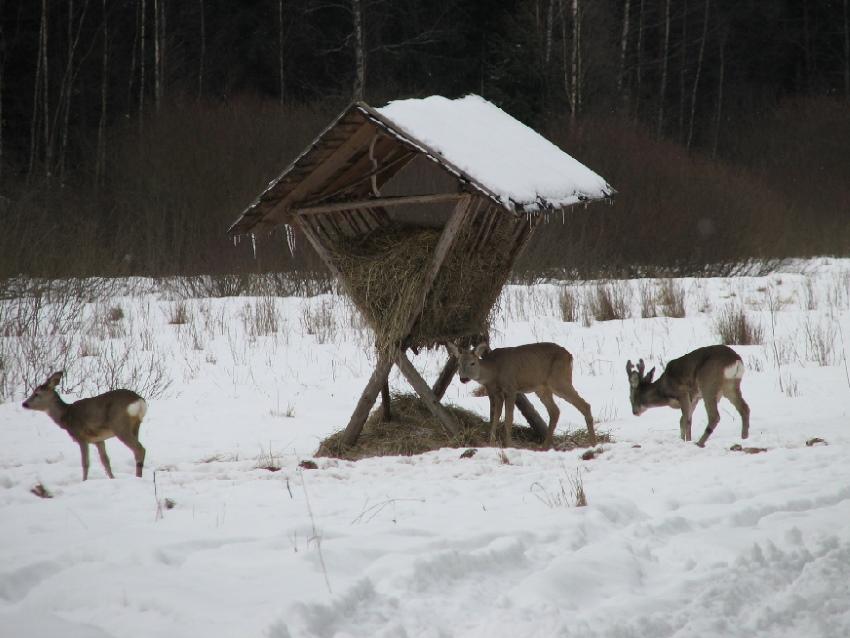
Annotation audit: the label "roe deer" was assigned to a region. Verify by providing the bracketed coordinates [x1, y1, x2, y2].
[22, 371, 148, 480]
[626, 345, 750, 447]
[447, 342, 595, 449]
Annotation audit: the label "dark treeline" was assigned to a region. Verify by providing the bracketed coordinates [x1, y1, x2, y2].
[1, 0, 849, 281]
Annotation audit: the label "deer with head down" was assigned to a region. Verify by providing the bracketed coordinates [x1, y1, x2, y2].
[22, 371, 148, 480]
[626, 345, 750, 447]
[447, 342, 595, 448]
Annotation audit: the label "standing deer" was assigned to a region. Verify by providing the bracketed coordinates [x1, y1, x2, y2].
[626, 345, 750, 447]
[447, 342, 595, 449]
[22, 371, 148, 480]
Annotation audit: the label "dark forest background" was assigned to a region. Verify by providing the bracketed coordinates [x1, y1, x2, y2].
[1, 0, 849, 281]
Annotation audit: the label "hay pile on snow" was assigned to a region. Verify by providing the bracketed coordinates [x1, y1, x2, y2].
[315, 393, 608, 460]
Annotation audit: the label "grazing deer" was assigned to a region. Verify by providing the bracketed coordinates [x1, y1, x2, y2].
[22, 371, 148, 480]
[447, 342, 595, 449]
[626, 345, 750, 447]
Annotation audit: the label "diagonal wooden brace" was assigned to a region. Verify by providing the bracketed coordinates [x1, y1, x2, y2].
[395, 351, 459, 436]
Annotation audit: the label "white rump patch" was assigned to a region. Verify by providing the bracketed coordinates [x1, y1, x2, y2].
[724, 361, 745, 380]
[126, 399, 148, 419]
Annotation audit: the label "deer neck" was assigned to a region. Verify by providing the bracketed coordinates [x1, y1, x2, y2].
[639, 379, 676, 409]
[45, 393, 72, 430]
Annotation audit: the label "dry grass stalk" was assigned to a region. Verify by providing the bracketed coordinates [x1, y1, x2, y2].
[658, 279, 686, 318]
[714, 306, 763, 345]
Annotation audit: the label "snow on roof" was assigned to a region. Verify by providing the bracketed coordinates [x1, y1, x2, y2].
[376, 94, 613, 212]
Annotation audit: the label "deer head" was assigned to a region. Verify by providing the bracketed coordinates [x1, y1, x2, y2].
[22, 371, 64, 412]
[446, 342, 491, 384]
[625, 359, 655, 416]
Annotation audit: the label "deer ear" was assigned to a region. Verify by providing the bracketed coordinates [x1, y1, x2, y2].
[474, 342, 490, 357]
[446, 343, 461, 358]
[645, 367, 656, 383]
[46, 371, 63, 388]
[626, 360, 634, 375]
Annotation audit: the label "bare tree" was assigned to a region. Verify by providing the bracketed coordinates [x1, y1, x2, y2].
[352, 0, 365, 101]
[657, 0, 671, 136]
[842, 0, 850, 100]
[634, 0, 644, 119]
[570, 0, 581, 120]
[617, 0, 631, 109]
[711, 26, 726, 158]
[199, 0, 206, 99]
[96, 0, 108, 187]
[278, 0, 284, 105]
[686, 0, 710, 150]
[678, 0, 688, 141]
[544, 0, 555, 69]
[139, 0, 146, 133]
[154, 0, 161, 111]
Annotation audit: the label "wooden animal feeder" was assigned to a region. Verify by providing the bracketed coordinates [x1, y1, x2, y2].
[228, 95, 613, 446]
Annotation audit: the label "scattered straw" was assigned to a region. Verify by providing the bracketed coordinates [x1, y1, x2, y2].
[315, 393, 609, 461]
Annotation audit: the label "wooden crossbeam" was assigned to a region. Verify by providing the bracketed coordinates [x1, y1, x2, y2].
[396, 351, 459, 436]
[341, 356, 394, 446]
[297, 192, 465, 215]
[431, 356, 458, 401]
[514, 395, 549, 442]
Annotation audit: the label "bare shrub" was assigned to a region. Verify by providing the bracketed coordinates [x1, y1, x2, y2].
[244, 296, 280, 336]
[803, 318, 837, 366]
[530, 468, 587, 508]
[714, 306, 764, 345]
[168, 300, 191, 325]
[638, 281, 657, 318]
[584, 282, 631, 322]
[300, 299, 339, 343]
[657, 279, 686, 318]
[558, 287, 579, 322]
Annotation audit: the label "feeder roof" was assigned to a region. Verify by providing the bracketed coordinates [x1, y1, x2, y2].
[228, 95, 613, 236]
[375, 95, 613, 212]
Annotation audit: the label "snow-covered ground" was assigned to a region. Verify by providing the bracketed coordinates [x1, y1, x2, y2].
[1, 259, 849, 638]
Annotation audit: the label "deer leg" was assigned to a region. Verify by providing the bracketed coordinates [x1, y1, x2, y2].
[536, 389, 560, 449]
[503, 394, 515, 448]
[725, 382, 750, 440]
[697, 395, 722, 447]
[116, 430, 146, 478]
[489, 394, 504, 445]
[95, 441, 115, 479]
[678, 395, 694, 441]
[79, 442, 90, 481]
[555, 387, 596, 444]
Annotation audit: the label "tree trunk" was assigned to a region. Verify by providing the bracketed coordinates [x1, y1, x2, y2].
[278, 0, 284, 105]
[711, 28, 726, 158]
[139, 0, 146, 133]
[656, 0, 670, 137]
[686, 0, 710, 150]
[678, 0, 687, 142]
[29, 0, 46, 176]
[617, 0, 631, 110]
[560, 0, 570, 112]
[635, 0, 644, 119]
[570, 0, 580, 121]
[154, 0, 160, 111]
[842, 0, 850, 100]
[198, 0, 205, 99]
[352, 0, 365, 101]
[96, 0, 108, 188]
[544, 0, 554, 68]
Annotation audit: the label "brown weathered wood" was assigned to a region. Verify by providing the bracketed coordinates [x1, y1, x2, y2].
[293, 215, 345, 281]
[381, 380, 392, 422]
[515, 394, 549, 442]
[342, 356, 395, 446]
[431, 356, 458, 401]
[265, 120, 378, 226]
[395, 351, 459, 436]
[298, 192, 465, 215]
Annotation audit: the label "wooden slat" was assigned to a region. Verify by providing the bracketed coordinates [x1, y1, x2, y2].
[297, 192, 465, 215]
[431, 356, 458, 401]
[515, 395, 549, 442]
[395, 351, 459, 436]
[341, 356, 395, 446]
[264, 120, 378, 227]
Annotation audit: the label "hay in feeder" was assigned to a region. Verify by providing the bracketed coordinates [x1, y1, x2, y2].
[326, 220, 515, 354]
[314, 393, 610, 461]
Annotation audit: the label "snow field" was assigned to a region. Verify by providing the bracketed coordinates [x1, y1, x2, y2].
[1, 258, 849, 637]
